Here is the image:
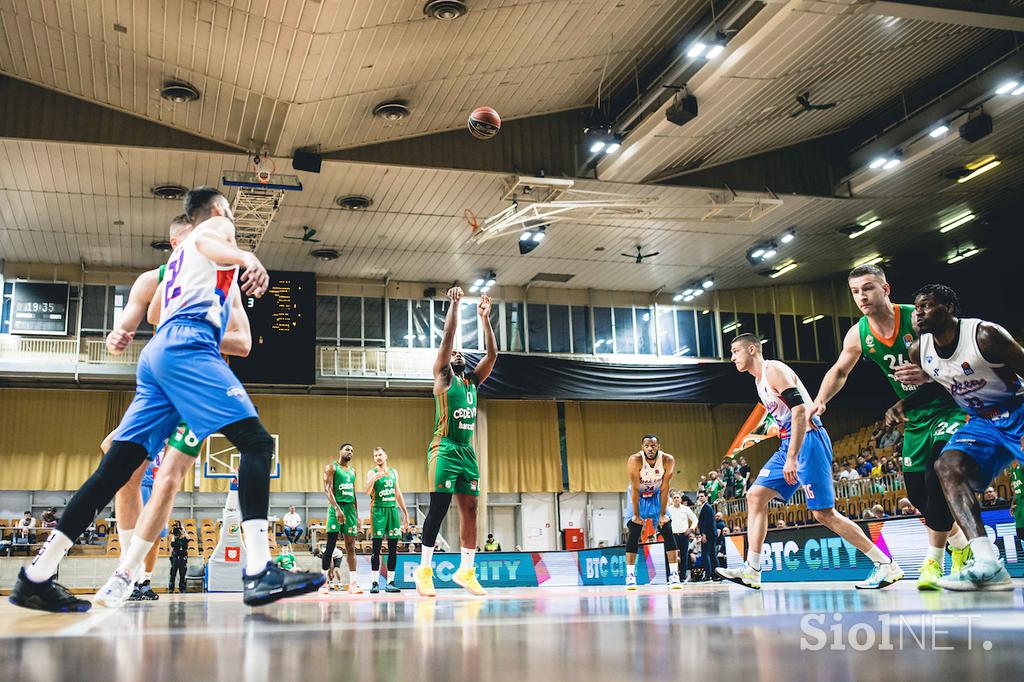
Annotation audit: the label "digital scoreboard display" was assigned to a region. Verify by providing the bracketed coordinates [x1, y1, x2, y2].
[10, 281, 70, 335]
[230, 271, 316, 385]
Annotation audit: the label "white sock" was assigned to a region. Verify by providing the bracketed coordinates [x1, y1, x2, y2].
[241, 519, 271, 574]
[626, 563, 636, 577]
[117, 538, 154, 578]
[459, 547, 475, 571]
[24, 531, 73, 583]
[947, 528, 969, 550]
[866, 546, 891, 564]
[117, 528, 134, 562]
[420, 545, 435, 567]
[926, 546, 944, 563]
[969, 536, 997, 563]
[143, 571, 153, 583]
[747, 550, 762, 570]
[349, 572, 359, 585]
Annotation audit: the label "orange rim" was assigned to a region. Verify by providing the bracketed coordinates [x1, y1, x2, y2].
[464, 209, 479, 233]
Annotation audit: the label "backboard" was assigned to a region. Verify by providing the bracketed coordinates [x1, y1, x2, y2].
[203, 432, 281, 479]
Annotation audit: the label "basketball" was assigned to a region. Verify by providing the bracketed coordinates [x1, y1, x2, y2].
[468, 106, 501, 139]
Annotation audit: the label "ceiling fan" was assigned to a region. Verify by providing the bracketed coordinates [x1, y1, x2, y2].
[283, 226, 321, 243]
[622, 245, 660, 263]
[789, 92, 837, 118]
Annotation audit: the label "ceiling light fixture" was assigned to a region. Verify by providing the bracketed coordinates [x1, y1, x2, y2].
[929, 125, 949, 138]
[947, 247, 980, 264]
[847, 219, 882, 239]
[869, 157, 887, 169]
[469, 270, 497, 294]
[853, 254, 884, 267]
[882, 157, 901, 170]
[701, 276, 714, 289]
[956, 160, 1000, 183]
[1013, 85, 1024, 96]
[769, 263, 798, 278]
[995, 81, 1019, 95]
[939, 212, 975, 233]
[802, 314, 824, 325]
[687, 42, 706, 58]
[518, 224, 547, 254]
[780, 229, 796, 244]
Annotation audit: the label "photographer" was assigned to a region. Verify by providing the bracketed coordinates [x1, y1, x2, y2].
[168, 523, 190, 594]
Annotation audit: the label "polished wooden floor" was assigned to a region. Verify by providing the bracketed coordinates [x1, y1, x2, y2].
[0, 583, 1021, 682]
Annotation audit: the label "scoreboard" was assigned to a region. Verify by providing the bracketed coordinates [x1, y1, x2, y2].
[229, 271, 316, 385]
[10, 281, 70, 335]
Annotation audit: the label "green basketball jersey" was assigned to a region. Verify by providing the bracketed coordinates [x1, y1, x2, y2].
[332, 463, 357, 504]
[857, 303, 953, 417]
[158, 263, 167, 283]
[434, 376, 477, 444]
[1011, 466, 1024, 527]
[369, 467, 398, 508]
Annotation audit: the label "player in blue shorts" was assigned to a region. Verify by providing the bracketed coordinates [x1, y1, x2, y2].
[717, 334, 903, 590]
[9, 186, 322, 612]
[624, 435, 682, 590]
[886, 284, 1024, 591]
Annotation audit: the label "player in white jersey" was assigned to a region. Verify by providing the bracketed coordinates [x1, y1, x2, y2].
[718, 334, 903, 590]
[624, 435, 682, 590]
[886, 284, 1024, 591]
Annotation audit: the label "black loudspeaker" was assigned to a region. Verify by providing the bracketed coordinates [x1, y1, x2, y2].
[292, 149, 322, 173]
[666, 95, 698, 126]
[959, 114, 992, 143]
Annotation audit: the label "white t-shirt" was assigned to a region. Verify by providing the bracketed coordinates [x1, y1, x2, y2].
[847, 469, 861, 480]
[838, 470, 851, 481]
[283, 512, 301, 528]
[666, 504, 698, 534]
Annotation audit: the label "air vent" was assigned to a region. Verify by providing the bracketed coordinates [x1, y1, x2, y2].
[530, 273, 575, 283]
[151, 184, 188, 200]
[160, 80, 200, 103]
[373, 101, 411, 121]
[150, 240, 172, 253]
[335, 195, 373, 210]
[424, 0, 468, 20]
[310, 248, 340, 261]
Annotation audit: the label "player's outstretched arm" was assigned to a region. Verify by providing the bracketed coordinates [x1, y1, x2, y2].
[219, 282, 252, 357]
[976, 322, 1024, 378]
[810, 325, 860, 420]
[106, 269, 160, 354]
[432, 287, 463, 386]
[471, 294, 498, 384]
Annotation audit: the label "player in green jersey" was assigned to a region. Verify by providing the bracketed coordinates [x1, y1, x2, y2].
[365, 447, 410, 593]
[322, 443, 363, 594]
[415, 287, 497, 597]
[1011, 461, 1024, 556]
[810, 264, 971, 590]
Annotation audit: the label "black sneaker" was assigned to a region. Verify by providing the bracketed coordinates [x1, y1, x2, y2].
[8, 568, 91, 613]
[370, 581, 380, 594]
[242, 562, 325, 607]
[140, 581, 159, 600]
[128, 585, 143, 601]
[384, 581, 401, 593]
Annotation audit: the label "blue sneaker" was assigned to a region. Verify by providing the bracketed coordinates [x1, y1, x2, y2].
[625, 574, 638, 591]
[937, 558, 1013, 592]
[854, 560, 903, 589]
[242, 562, 325, 607]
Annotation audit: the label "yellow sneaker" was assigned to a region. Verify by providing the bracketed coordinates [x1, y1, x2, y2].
[950, 545, 973, 576]
[452, 567, 487, 596]
[415, 566, 437, 597]
[917, 558, 942, 591]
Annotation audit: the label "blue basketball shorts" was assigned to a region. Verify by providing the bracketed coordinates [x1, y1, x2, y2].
[753, 426, 835, 510]
[941, 401, 1024, 491]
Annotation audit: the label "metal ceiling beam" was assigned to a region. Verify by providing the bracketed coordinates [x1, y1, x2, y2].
[857, 0, 1024, 31]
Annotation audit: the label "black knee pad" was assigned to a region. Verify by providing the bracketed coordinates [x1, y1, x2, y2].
[387, 539, 399, 572]
[659, 523, 677, 552]
[222, 418, 274, 463]
[625, 520, 643, 555]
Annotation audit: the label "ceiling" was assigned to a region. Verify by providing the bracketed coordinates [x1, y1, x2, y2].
[0, 0, 705, 154]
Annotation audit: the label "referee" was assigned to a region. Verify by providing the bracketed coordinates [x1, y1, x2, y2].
[666, 493, 698, 582]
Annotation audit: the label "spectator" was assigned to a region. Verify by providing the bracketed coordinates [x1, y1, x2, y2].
[837, 464, 852, 481]
[483, 534, 501, 552]
[736, 457, 751, 493]
[275, 543, 298, 572]
[695, 492, 718, 581]
[705, 471, 722, 504]
[776, 518, 787, 529]
[168, 524, 190, 593]
[721, 460, 738, 499]
[1010, 461, 1024, 556]
[847, 464, 862, 480]
[870, 504, 888, 519]
[41, 507, 58, 528]
[831, 462, 840, 480]
[856, 456, 872, 478]
[14, 511, 36, 543]
[869, 457, 882, 478]
[981, 487, 1008, 509]
[666, 493, 698, 582]
[860, 508, 873, 520]
[282, 505, 304, 544]
[897, 498, 918, 516]
[714, 512, 727, 569]
[878, 428, 901, 449]
[697, 474, 708, 495]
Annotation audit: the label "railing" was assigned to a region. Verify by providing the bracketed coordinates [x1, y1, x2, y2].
[83, 338, 148, 364]
[0, 335, 79, 361]
[716, 472, 906, 516]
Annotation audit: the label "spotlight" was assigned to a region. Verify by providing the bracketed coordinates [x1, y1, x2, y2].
[705, 44, 724, 59]
[518, 225, 546, 254]
[683, 295, 695, 302]
[473, 279, 485, 287]
[590, 141, 606, 153]
[869, 157, 887, 169]
[947, 247, 980, 264]
[847, 219, 882, 239]
[673, 294, 684, 302]
[605, 142, 621, 153]
[882, 158, 901, 170]
[929, 125, 948, 138]
[853, 254, 884, 267]
[687, 42, 706, 58]
[532, 231, 545, 242]
[956, 160, 1000, 183]
[762, 248, 777, 260]
[995, 81, 1019, 95]
[519, 233, 531, 242]
[701, 276, 714, 289]
[769, 263, 798, 278]
[1013, 85, 1024, 96]
[750, 247, 765, 259]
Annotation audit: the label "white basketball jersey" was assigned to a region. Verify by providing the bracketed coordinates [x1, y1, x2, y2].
[919, 318, 1024, 416]
[157, 220, 239, 335]
[755, 360, 816, 437]
[638, 452, 666, 498]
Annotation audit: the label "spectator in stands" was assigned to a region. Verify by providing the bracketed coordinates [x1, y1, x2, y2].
[878, 428, 901, 449]
[982, 487, 1008, 509]
[897, 498, 918, 516]
[41, 507, 58, 529]
[837, 464, 853, 481]
[870, 504, 888, 519]
[720, 459, 738, 499]
[705, 471, 722, 504]
[168, 524, 190, 593]
[776, 518, 787, 529]
[832, 462, 841, 479]
[484, 534, 501, 552]
[847, 462, 862, 480]
[736, 457, 751, 493]
[714, 513, 727, 568]
[667, 493, 698, 582]
[282, 505, 304, 544]
[856, 456, 872, 478]
[869, 456, 882, 478]
[860, 508, 873, 520]
[275, 543, 298, 572]
[14, 511, 36, 543]
[697, 474, 708, 496]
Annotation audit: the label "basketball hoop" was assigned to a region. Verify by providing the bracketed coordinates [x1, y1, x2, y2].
[464, 208, 479, 234]
[252, 154, 276, 185]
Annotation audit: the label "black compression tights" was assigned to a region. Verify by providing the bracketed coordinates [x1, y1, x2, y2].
[371, 538, 399, 574]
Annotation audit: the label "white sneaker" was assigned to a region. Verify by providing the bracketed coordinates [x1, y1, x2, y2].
[716, 564, 761, 590]
[937, 558, 1013, 592]
[668, 572, 682, 589]
[855, 560, 904, 590]
[93, 570, 135, 609]
[625, 574, 638, 591]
